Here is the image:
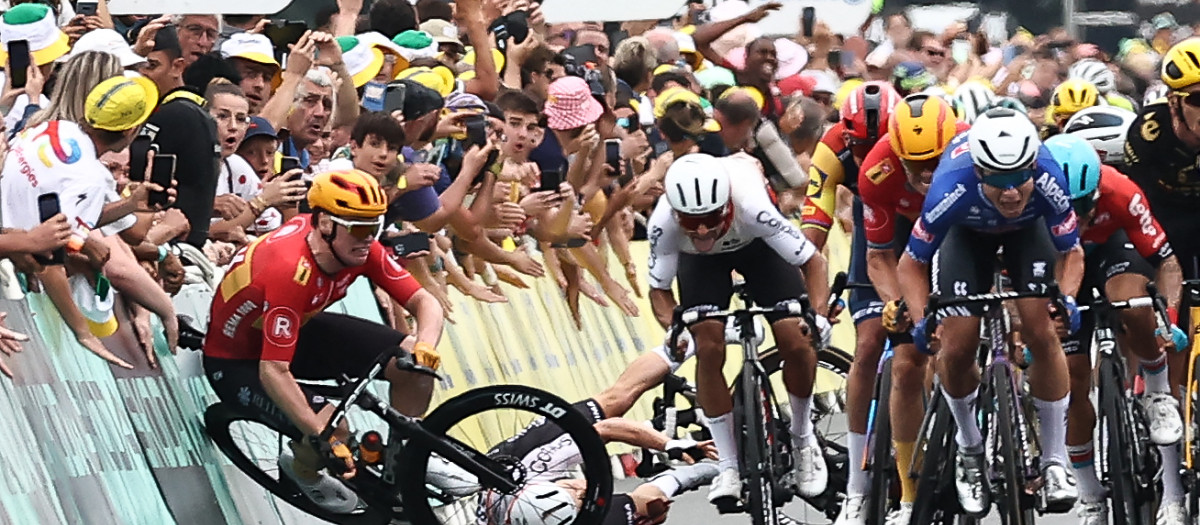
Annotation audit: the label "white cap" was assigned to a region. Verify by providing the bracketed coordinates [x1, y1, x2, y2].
[219, 32, 280, 67]
[69, 28, 145, 68]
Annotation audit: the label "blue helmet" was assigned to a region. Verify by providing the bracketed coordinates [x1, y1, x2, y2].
[1044, 134, 1102, 200]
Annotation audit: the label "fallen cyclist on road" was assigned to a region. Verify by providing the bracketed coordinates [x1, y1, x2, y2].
[202, 170, 445, 514]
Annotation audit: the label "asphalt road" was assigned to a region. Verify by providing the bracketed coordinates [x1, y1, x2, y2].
[632, 476, 1082, 525]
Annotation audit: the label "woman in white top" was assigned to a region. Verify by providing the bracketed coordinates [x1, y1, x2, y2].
[205, 80, 306, 245]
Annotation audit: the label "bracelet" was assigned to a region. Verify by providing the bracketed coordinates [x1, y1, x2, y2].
[156, 244, 169, 262]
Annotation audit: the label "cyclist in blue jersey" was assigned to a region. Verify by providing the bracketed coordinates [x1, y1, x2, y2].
[895, 108, 1086, 517]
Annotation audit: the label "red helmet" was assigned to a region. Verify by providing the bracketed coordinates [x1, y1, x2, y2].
[841, 81, 901, 143]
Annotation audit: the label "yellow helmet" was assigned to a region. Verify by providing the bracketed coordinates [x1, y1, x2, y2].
[888, 94, 960, 161]
[1051, 79, 1100, 116]
[308, 170, 388, 218]
[1162, 38, 1200, 90]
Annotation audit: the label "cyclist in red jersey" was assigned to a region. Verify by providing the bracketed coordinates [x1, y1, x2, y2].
[845, 94, 965, 523]
[203, 169, 444, 514]
[1044, 134, 1186, 522]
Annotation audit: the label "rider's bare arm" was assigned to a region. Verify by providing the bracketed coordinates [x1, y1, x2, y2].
[403, 288, 444, 346]
[260, 359, 326, 436]
[1056, 244, 1085, 298]
[897, 253, 930, 323]
[866, 248, 902, 304]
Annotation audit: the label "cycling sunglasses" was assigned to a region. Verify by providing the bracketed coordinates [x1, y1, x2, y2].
[1071, 190, 1099, 217]
[1175, 91, 1200, 108]
[676, 206, 729, 233]
[978, 168, 1036, 190]
[329, 215, 385, 240]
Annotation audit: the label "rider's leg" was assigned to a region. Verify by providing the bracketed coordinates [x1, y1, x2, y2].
[1106, 272, 1170, 390]
[937, 315, 984, 451]
[288, 403, 354, 480]
[1065, 351, 1105, 503]
[384, 356, 436, 417]
[593, 349, 675, 419]
[1016, 296, 1072, 468]
[772, 317, 819, 445]
[890, 341, 928, 504]
[692, 319, 737, 472]
[843, 317, 888, 498]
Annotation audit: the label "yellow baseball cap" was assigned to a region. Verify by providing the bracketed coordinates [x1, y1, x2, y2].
[463, 47, 506, 74]
[654, 86, 720, 132]
[395, 66, 455, 96]
[85, 74, 159, 132]
[719, 86, 764, 110]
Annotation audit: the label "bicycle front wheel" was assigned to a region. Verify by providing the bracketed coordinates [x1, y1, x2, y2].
[990, 366, 1033, 525]
[735, 359, 781, 525]
[1098, 358, 1154, 525]
[868, 357, 896, 524]
[398, 385, 612, 525]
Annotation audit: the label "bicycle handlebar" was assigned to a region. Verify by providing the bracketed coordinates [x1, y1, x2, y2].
[665, 301, 810, 361]
[922, 285, 1062, 340]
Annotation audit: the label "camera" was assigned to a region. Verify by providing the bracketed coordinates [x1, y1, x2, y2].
[562, 47, 606, 98]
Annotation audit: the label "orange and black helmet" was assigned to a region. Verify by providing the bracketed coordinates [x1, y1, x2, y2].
[888, 94, 959, 161]
[307, 169, 388, 218]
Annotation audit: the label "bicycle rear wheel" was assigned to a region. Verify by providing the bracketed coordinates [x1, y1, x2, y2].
[868, 358, 896, 524]
[398, 385, 612, 525]
[204, 403, 392, 525]
[990, 366, 1033, 525]
[911, 389, 972, 525]
[1098, 359, 1154, 524]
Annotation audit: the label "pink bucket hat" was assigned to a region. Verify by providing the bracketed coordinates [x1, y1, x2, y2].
[544, 76, 604, 130]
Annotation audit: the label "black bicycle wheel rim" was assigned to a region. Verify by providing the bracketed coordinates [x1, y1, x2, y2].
[204, 403, 390, 525]
[868, 358, 895, 524]
[1099, 360, 1136, 523]
[397, 385, 612, 525]
[992, 366, 1027, 525]
[912, 390, 958, 523]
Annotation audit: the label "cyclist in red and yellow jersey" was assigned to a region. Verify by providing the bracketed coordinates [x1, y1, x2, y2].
[801, 81, 902, 525]
[203, 170, 444, 514]
[855, 94, 967, 523]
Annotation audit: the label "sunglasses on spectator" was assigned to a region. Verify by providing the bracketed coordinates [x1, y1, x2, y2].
[616, 117, 639, 134]
[923, 47, 946, 58]
[328, 215, 384, 240]
[977, 167, 1036, 189]
[1174, 91, 1200, 108]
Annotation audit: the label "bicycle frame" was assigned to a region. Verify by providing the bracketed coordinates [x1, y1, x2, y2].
[1181, 278, 1200, 469]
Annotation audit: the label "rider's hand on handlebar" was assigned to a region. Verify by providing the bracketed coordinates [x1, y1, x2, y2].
[330, 439, 356, 480]
[881, 300, 911, 333]
[413, 341, 441, 371]
[665, 438, 718, 463]
[912, 317, 940, 355]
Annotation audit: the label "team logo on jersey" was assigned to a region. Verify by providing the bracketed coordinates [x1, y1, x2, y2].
[1051, 210, 1078, 237]
[293, 259, 312, 286]
[1141, 113, 1160, 142]
[1035, 173, 1071, 214]
[1127, 193, 1159, 238]
[911, 219, 934, 242]
[262, 306, 300, 347]
[865, 164, 888, 184]
[925, 183, 966, 222]
[950, 142, 970, 159]
[32, 122, 82, 166]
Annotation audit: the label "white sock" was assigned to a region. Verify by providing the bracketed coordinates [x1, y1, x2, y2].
[706, 412, 739, 472]
[789, 393, 815, 445]
[1140, 353, 1170, 394]
[1160, 443, 1185, 502]
[944, 390, 983, 452]
[1033, 395, 1070, 468]
[648, 472, 682, 496]
[846, 431, 869, 496]
[1067, 442, 1106, 502]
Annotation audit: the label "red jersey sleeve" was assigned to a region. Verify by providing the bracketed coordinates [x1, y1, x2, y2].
[858, 139, 901, 247]
[259, 278, 309, 362]
[1105, 166, 1173, 263]
[364, 242, 424, 305]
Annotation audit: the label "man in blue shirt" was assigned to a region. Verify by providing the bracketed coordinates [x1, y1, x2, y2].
[895, 108, 1085, 518]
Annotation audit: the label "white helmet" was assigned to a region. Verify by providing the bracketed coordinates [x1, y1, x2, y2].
[664, 154, 731, 215]
[502, 483, 578, 525]
[953, 81, 997, 124]
[1144, 83, 1169, 107]
[968, 108, 1041, 171]
[1063, 106, 1136, 167]
[1068, 58, 1116, 95]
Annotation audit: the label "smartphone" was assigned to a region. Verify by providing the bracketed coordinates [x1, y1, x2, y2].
[149, 153, 176, 208]
[76, 0, 98, 16]
[383, 82, 407, 114]
[604, 139, 622, 176]
[840, 49, 856, 69]
[281, 156, 302, 181]
[263, 20, 307, 50]
[827, 50, 842, 71]
[383, 233, 432, 258]
[952, 39, 971, 64]
[802, 7, 816, 38]
[37, 193, 64, 265]
[464, 115, 487, 149]
[361, 81, 386, 112]
[7, 40, 30, 89]
[539, 168, 564, 194]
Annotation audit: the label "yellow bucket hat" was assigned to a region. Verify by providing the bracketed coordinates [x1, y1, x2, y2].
[336, 35, 385, 88]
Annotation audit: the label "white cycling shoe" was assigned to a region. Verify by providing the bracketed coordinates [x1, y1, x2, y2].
[1076, 499, 1108, 525]
[1158, 500, 1187, 525]
[1141, 393, 1184, 446]
[707, 467, 742, 505]
[793, 438, 828, 497]
[885, 502, 914, 525]
[832, 493, 868, 525]
[279, 448, 360, 514]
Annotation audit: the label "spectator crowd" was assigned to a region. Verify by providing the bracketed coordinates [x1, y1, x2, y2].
[0, 0, 1186, 378]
